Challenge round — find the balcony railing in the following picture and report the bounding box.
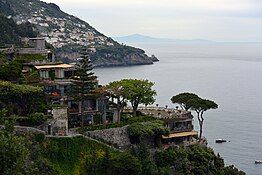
[171,126,194,133]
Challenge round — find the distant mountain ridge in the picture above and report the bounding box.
[114,34,213,44]
[0,0,158,67]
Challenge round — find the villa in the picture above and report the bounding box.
[160,109,198,146]
[135,107,198,147]
[18,38,117,135]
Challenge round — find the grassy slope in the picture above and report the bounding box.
[45,136,115,175]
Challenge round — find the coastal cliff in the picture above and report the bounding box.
[0,0,158,66]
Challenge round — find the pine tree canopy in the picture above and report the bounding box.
[70,49,97,101]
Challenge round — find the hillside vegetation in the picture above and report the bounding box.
[0,125,245,175]
[0,13,37,46]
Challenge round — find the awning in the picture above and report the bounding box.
[162,131,198,139]
[35,64,74,69]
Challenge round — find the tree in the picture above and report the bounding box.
[121,79,156,116]
[154,146,192,175]
[0,120,29,175]
[224,165,246,175]
[104,80,128,123]
[187,97,218,140]
[71,49,97,97]
[108,152,142,175]
[127,121,169,145]
[0,60,22,81]
[130,144,158,175]
[69,49,97,126]
[0,14,37,46]
[0,118,59,175]
[0,81,46,116]
[171,92,199,111]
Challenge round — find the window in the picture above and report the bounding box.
[55,69,64,78]
[40,70,49,79]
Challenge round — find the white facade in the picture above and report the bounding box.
[40,70,49,79]
[55,69,64,78]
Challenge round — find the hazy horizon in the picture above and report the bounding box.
[41,0,262,42]
[113,33,262,43]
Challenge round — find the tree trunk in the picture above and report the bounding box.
[196,112,201,141]
[117,98,121,123]
[132,100,139,117]
[133,106,137,117]
[199,121,203,141]
[112,106,120,123]
[79,101,83,127]
[117,108,121,123]
[102,99,106,125]
[198,111,204,141]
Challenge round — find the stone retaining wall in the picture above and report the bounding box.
[86,125,131,149]
[0,125,45,136]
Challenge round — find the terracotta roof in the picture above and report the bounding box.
[162,131,198,139]
[35,64,74,69]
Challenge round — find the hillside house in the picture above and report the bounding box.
[17,38,117,130]
[19,38,55,63]
[135,107,198,147]
[160,110,198,147]
[33,63,116,128]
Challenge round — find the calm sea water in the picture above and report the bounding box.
[93,42,262,175]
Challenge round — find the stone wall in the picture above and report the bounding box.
[36,107,69,136]
[0,125,45,136]
[53,106,68,136]
[86,125,131,149]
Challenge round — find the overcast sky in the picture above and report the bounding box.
[41,0,262,42]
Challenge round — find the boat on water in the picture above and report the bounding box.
[215,139,227,143]
[255,160,262,164]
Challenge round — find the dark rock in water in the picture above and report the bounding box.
[215,139,227,143]
[255,160,262,164]
[151,55,159,62]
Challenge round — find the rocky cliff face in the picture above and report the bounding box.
[0,0,158,67]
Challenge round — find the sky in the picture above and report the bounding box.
[41,0,262,42]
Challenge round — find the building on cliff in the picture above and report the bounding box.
[33,63,117,129]
[18,38,117,135]
[20,38,54,62]
[160,109,198,147]
[134,107,198,147]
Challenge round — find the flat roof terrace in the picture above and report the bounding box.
[35,64,75,70]
[124,106,193,119]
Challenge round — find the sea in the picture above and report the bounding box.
[93,42,262,175]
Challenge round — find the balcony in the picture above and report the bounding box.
[69,107,97,114]
[171,126,194,133]
[47,90,61,99]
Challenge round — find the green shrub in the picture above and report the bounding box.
[15,54,46,62]
[93,114,102,125]
[127,115,157,124]
[2,114,48,126]
[34,133,45,143]
[224,165,246,175]
[78,123,126,133]
[45,136,114,174]
[0,81,46,116]
[28,113,47,125]
[0,130,29,174]
[108,152,142,175]
[127,120,169,138]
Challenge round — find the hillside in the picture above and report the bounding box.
[0,0,158,67]
[0,125,245,175]
[0,13,37,46]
